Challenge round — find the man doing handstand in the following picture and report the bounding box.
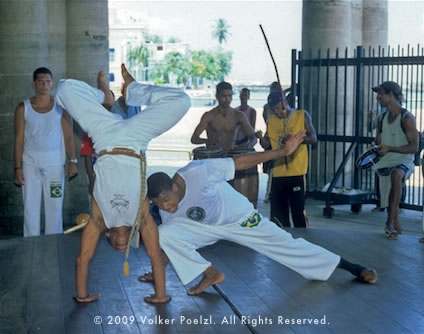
[55,64,191,303]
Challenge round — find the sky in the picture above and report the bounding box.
[109,0,424,85]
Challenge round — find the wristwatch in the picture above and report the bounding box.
[69,158,78,164]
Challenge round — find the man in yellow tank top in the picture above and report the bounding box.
[259,90,316,227]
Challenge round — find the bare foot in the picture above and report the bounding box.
[394,221,402,234]
[97,71,114,107]
[73,293,101,303]
[359,269,378,284]
[138,272,154,282]
[187,267,225,295]
[121,64,135,97]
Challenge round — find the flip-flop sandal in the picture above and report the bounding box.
[419,237,424,243]
[138,272,154,282]
[358,268,378,284]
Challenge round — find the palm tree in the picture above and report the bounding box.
[127,44,150,80]
[167,36,181,43]
[215,51,232,81]
[212,18,231,46]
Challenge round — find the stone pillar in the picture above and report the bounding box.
[301,0,388,191]
[64,0,109,222]
[0,0,109,235]
[66,0,109,85]
[302,0,356,188]
[362,0,388,49]
[302,0,354,56]
[0,0,67,234]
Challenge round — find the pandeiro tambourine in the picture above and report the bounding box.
[356,146,381,169]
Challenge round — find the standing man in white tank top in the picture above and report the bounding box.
[372,81,418,240]
[13,67,78,237]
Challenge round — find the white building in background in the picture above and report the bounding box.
[108,7,147,91]
[109,7,189,90]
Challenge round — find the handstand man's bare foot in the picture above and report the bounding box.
[187,266,225,295]
[359,268,378,284]
[97,70,114,108]
[121,64,135,98]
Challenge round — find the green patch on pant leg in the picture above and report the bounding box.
[50,181,63,198]
[240,212,261,228]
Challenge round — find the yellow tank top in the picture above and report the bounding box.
[267,110,308,177]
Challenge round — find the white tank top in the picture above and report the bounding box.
[22,98,65,166]
[374,110,414,170]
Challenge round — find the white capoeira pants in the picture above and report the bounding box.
[55,79,191,227]
[22,163,65,236]
[55,79,191,153]
[159,214,341,285]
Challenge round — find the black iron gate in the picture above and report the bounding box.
[290,45,424,216]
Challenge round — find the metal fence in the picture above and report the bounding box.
[290,45,424,215]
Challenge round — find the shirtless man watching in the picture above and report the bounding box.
[191,82,257,153]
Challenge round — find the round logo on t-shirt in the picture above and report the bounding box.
[186,206,206,222]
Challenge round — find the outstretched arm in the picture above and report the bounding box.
[74,198,106,303]
[233,129,306,171]
[139,198,170,304]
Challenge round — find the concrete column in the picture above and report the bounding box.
[65,0,109,220]
[362,0,388,49]
[0,0,66,234]
[66,0,109,86]
[302,0,357,188]
[302,0,353,56]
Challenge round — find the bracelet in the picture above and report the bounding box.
[69,158,78,164]
[14,166,21,170]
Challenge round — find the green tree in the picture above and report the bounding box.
[127,44,150,80]
[212,18,231,45]
[164,52,190,85]
[190,50,219,87]
[150,52,190,86]
[144,32,163,44]
[127,44,150,67]
[167,36,181,43]
[215,51,232,81]
[149,65,167,85]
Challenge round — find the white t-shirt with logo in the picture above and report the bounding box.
[159,158,254,226]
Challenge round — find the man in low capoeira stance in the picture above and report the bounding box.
[141,133,377,294]
[55,64,191,304]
